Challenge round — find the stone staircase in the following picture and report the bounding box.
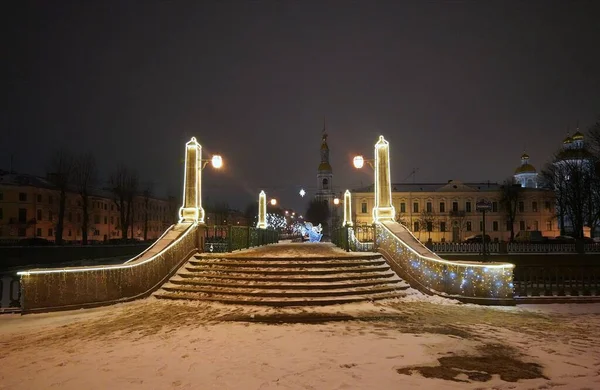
[155,252,410,306]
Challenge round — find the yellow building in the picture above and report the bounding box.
[351,180,559,242]
[0,171,177,243]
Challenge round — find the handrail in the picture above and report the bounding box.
[123,224,175,263]
[376,221,514,304]
[18,223,193,276]
[18,222,198,312]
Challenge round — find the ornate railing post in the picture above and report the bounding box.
[344,225,349,252]
[227,225,233,252]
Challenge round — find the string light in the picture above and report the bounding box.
[376,222,514,299]
[373,136,396,223]
[257,191,267,229]
[343,190,353,227]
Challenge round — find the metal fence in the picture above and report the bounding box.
[513,266,600,298]
[203,225,279,253]
[432,242,500,254]
[507,242,577,253]
[331,225,376,252]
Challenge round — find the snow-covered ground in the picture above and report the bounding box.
[1,290,599,390]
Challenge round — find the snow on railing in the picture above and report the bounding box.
[376,222,514,303]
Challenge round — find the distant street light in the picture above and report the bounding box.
[299,189,306,197]
[270,198,277,206]
[333,197,340,205]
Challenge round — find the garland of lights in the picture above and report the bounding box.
[376,223,514,299]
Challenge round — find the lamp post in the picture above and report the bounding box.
[476,200,492,261]
[178,137,223,224]
[343,190,353,227]
[257,191,267,229]
[353,135,395,223]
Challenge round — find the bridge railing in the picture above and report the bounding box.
[375,222,515,305]
[331,225,375,252]
[203,225,279,253]
[17,222,198,312]
[0,273,21,312]
[513,265,600,298]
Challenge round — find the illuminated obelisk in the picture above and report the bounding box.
[372,135,396,223]
[178,137,205,224]
[343,190,353,227]
[256,190,267,229]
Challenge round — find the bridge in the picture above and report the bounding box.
[2,136,599,314]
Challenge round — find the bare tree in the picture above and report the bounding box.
[449,211,469,242]
[395,211,408,226]
[541,150,594,239]
[47,149,74,245]
[141,183,154,241]
[586,119,600,237]
[499,179,522,242]
[72,152,97,245]
[110,165,139,240]
[418,211,438,241]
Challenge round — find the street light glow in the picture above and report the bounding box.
[270,198,277,206]
[353,155,364,169]
[299,189,306,197]
[211,155,223,168]
[333,197,340,205]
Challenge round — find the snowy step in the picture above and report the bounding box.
[193,254,383,261]
[169,277,406,290]
[188,259,386,268]
[154,290,406,306]
[176,271,398,283]
[183,265,391,275]
[161,283,401,298]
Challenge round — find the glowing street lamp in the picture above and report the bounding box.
[270,198,277,206]
[211,155,223,169]
[353,155,374,170]
[299,188,306,197]
[353,155,364,169]
[333,197,340,205]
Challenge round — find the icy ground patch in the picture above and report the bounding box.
[1,293,599,390]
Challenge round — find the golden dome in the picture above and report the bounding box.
[572,131,584,140]
[563,136,573,144]
[514,163,536,174]
[318,162,332,171]
[521,153,530,160]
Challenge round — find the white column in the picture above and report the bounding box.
[373,135,396,223]
[178,137,205,223]
[343,190,353,227]
[257,190,267,229]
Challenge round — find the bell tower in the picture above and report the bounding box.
[316,121,334,206]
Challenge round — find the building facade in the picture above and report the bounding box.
[0,171,178,243]
[351,180,559,242]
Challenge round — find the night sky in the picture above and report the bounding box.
[4,1,600,212]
